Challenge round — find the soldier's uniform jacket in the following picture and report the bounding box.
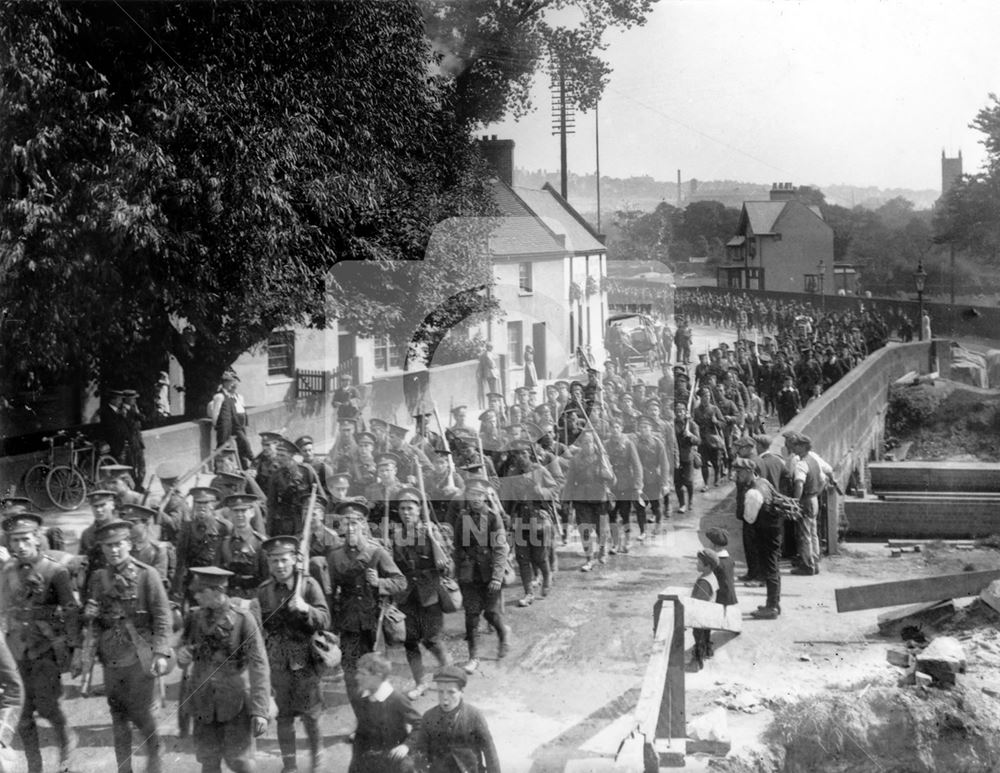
[364,480,404,531]
[256,574,330,672]
[181,600,270,723]
[635,434,670,494]
[78,520,111,601]
[605,434,643,497]
[0,554,80,663]
[453,507,506,586]
[498,465,557,544]
[266,461,308,536]
[87,558,172,669]
[347,455,377,496]
[221,528,267,596]
[158,490,189,544]
[174,516,232,595]
[392,522,452,608]
[327,539,405,633]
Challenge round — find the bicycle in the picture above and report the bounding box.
[22,431,118,511]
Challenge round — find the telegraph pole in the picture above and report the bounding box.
[550,59,575,200]
[595,103,601,231]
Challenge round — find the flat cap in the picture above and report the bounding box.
[697,548,720,570]
[396,487,422,504]
[432,665,468,688]
[294,435,314,449]
[731,457,756,472]
[86,489,117,503]
[733,435,755,449]
[704,527,729,547]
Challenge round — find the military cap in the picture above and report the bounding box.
[107,389,126,397]
[460,461,486,475]
[223,493,260,510]
[731,457,756,472]
[672,364,687,373]
[586,367,600,375]
[704,527,729,547]
[478,410,494,423]
[337,414,359,426]
[450,405,468,415]
[221,371,240,383]
[485,392,503,400]
[636,414,656,427]
[710,348,722,358]
[355,431,376,445]
[0,496,34,513]
[388,424,408,438]
[212,472,246,490]
[553,380,569,389]
[375,452,400,467]
[294,435,314,449]
[121,389,139,398]
[189,486,222,502]
[432,664,468,688]
[719,342,730,350]
[733,435,755,449]
[96,520,134,543]
[698,353,708,360]
[120,504,157,523]
[433,448,452,457]
[396,487,422,504]
[464,475,490,491]
[189,566,233,589]
[303,491,330,513]
[328,472,352,485]
[86,489,116,503]
[155,461,184,480]
[261,536,299,555]
[506,438,533,452]
[569,381,583,391]
[259,431,284,444]
[369,418,388,429]
[514,386,527,395]
[644,399,661,410]
[332,500,370,519]
[2,512,43,534]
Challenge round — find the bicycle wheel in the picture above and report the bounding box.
[46,466,87,511]
[23,464,52,509]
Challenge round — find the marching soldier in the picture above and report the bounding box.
[327,501,406,712]
[452,476,509,674]
[153,461,189,544]
[303,492,339,600]
[83,520,172,773]
[220,495,268,600]
[174,487,232,604]
[101,465,143,507]
[347,431,379,496]
[635,415,672,538]
[212,471,268,535]
[78,488,118,600]
[391,487,453,700]
[364,453,405,539]
[176,567,270,773]
[120,504,171,589]
[0,512,80,773]
[256,536,330,773]
[264,439,309,538]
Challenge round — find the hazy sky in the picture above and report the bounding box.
[485,0,1000,192]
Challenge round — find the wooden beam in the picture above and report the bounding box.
[657,587,742,633]
[835,569,1000,613]
[636,602,673,741]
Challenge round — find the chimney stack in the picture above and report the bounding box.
[477,136,515,186]
[769,181,796,201]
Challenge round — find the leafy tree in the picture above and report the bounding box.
[0,1,498,418]
[676,201,740,249]
[422,0,655,125]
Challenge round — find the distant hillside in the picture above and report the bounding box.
[513,169,940,213]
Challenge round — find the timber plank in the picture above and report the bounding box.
[836,569,1000,613]
[658,587,742,633]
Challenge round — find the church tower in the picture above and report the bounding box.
[941,149,963,197]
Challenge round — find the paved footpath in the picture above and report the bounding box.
[29,326,765,773]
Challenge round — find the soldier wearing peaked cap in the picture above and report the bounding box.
[256,536,331,772]
[326,501,406,717]
[120,504,171,591]
[101,464,143,508]
[154,461,189,544]
[174,487,233,604]
[83,520,172,773]
[78,489,119,602]
[365,452,405,537]
[220,495,268,600]
[212,470,268,534]
[0,512,80,773]
[176,567,270,773]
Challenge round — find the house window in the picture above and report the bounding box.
[518,262,533,293]
[374,336,404,371]
[507,321,523,366]
[267,331,295,377]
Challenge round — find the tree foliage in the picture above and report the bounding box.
[422,0,655,125]
[0,1,498,416]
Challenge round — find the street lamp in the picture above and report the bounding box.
[914,259,928,341]
[817,259,825,310]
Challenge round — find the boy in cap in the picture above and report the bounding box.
[326,501,406,713]
[690,548,720,669]
[177,567,270,772]
[83,520,172,773]
[391,488,453,699]
[409,665,500,773]
[0,512,80,773]
[350,651,421,773]
[257,535,330,772]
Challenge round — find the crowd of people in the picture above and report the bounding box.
[0,287,886,773]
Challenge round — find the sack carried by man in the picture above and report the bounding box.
[763,481,804,522]
[379,600,407,645]
[310,630,341,672]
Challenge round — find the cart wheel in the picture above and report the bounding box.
[23,464,52,509]
[46,466,87,511]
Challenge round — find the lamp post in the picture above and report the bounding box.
[914,259,928,341]
[817,259,825,310]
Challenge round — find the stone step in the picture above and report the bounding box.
[844,497,1000,539]
[868,461,1000,494]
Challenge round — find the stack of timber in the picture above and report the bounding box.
[845,462,1000,539]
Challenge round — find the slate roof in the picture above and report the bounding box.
[489,180,567,258]
[512,184,606,254]
[743,201,786,234]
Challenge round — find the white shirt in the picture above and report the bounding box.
[209,390,245,423]
[361,681,394,703]
[744,488,764,524]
